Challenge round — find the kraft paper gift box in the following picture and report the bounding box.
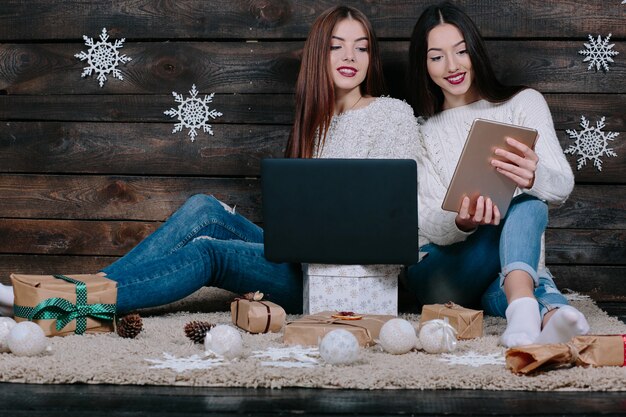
[303,264,401,316]
[230,295,286,334]
[283,311,395,347]
[10,273,117,337]
[506,335,626,374]
[420,302,483,339]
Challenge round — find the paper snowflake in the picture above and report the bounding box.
[251,346,320,368]
[75,28,132,87]
[145,352,224,372]
[439,351,505,367]
[578,33,619,72]
[164,84,223,141]
[565,116,619,171]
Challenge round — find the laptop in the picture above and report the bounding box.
[261,158,418,265]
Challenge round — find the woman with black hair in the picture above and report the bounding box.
[405,2,589,347]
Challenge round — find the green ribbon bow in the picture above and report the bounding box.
[13,274,116,335]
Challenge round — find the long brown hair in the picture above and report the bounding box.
[407,2,526,117]
[285,6,386,158]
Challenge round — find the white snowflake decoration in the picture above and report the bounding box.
[439,351,505,368]
[251,346,320,368]
[565,116,619,171]
[145,352,224,373]
[75,28,132,87]
[578,33,619,72]
[164,84,223,141]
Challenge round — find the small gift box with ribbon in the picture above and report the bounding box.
[10,273,117,336]
[420,302,483,339]
[506,334,626,374]
[283,311,394,347]
[230,291,286,334]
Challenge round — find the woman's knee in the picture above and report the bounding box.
[507,195,548,230]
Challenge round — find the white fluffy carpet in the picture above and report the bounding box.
[1,288,624,391]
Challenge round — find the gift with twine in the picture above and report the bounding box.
[230,291,285,334]
[283,311,394,347]
[420,302,483,339]
[10,273,117,337]
[505,334,626,374]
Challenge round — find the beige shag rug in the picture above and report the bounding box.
[0,288,624,391]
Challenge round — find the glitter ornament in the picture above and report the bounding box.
[418,319,457,354]
[0,317,17,353]
[378,318,418,355]
[318,329,360,365]
[7,321,48,357]
[204,325,243,360]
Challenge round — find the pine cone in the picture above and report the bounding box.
[184,320,215,344]
[116,313,143,339]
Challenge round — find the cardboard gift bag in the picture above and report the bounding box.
[10,273,117,336]
[506,335,626,374]
[420,302,483,339]
[230,294,286,334]
[283,311,394,347]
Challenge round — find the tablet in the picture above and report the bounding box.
[441,118,538,217]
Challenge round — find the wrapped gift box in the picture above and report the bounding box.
[303,264,401,315]
[10,273,117,336]
[420,302,483,339]
[283,311,395,347]
[230,297,286,334]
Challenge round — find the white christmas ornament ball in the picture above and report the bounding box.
[319,329,360,365]
[378,318,418,354]
[419,319,457,354]
[7,321,48,357]
[204,325,243,359]
[0,317,17,353]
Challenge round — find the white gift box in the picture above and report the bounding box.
[302,264,401,316]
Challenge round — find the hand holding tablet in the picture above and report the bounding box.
[442,119,538,219]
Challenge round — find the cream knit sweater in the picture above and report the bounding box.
[417,89,575,256]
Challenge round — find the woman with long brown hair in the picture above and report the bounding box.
[0,6,420,316]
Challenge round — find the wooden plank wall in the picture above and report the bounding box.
[0,1,624,303]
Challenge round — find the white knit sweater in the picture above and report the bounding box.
[315,96,420,160]
[417,89,574,252]
[311,96,421,276]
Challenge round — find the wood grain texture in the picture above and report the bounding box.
[0,122,624,181]
[0,175,622,227]
[0,221,623,265]
[1,94,623,130]
[0,122,288,176]
[0,175,262,221]
[0,0,623,40]
[1,41,624,94]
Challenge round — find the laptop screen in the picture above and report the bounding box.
[261,158,418,265]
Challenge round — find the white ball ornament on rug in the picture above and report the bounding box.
[7,321,49,357]
[319,329,360,365]
[418,319,457,354]
[0,317,17,353]
[378,318,418,355]
[204,325,243,360]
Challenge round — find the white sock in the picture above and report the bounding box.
[500,297,541,348]
[534,306,589,344]
[0,284,14,306]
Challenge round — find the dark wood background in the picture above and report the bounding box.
[0,0,624,305]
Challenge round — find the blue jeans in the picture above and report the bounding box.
[406,194,569,319]
[102,194,303,314]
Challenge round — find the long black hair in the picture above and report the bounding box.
[407,2,525,117]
